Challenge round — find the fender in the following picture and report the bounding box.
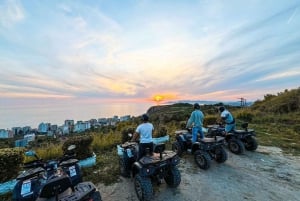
[225,133,235,141]
[244,132,255,138]
[132,161,143,177]
[176,135,186,142]
[191,142,201,153]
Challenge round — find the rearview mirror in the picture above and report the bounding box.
[25,150,36,157]
[67,144,76,151]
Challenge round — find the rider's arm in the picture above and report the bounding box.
[131,132,139,141]
[186,112,194,128]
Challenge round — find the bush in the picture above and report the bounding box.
[203,116,218,126]
[121,127,135,143]
[155,126,168,138]
[91,133,121,153]
[29,144,63,162]
[63,135,94,159]
[236,111,254,122]
[0,148,24,182]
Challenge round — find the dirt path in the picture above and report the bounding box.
[97,146,300,201]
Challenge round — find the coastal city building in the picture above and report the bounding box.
[0,115,132,148]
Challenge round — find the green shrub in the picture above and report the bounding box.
[28,144,63,162]
[63,135,94,159]
[0,148,24,182]
[204,116,218,126]
[155,126,168,137]
[91,133,121,153]
[236,111,254,122]
[121,127,135,143]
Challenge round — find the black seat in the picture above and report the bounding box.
[154,143,165,153]
[39,175,73,198]
[183,133,192,141]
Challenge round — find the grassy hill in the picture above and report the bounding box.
[145,87,300,155]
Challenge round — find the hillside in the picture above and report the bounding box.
[251,87,300,113]
[145,87,300,155]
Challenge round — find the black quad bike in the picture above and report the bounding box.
[118,141,181,201]
[172,129,228,170]
[206,122,258,155]
[12,145,102,201]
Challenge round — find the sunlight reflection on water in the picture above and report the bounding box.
[0,101,155,129]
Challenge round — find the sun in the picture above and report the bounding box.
[154,95,163,102]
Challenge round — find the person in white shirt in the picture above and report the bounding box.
[132,114,154,160]
[219,106,235,133]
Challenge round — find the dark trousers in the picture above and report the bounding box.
[138,142,154,160]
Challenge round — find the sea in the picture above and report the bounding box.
[0,101,156,129]
[0,99,250,130]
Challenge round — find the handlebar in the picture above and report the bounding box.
[23,159,45,169]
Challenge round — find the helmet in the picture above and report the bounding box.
[141,114,149,121]
[194,103,200,109]
[219,106,225,112]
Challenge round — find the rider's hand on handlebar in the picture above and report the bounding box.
[186,127,192,132]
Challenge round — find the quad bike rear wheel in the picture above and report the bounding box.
[194,150,211,170]
[119,157,130,178]
[215,147,228,163]
[134,174,153,201]
[244,136,258,151]
[228,139,245,154]
[164,166,181,188]
[172,142,183,156]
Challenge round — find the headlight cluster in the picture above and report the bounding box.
[172,155,180,165]
[142,166,154,175]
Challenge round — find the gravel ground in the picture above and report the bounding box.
[97,146,300,201]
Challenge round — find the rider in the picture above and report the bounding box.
[219,106,236,133]
[186,103,205,143]
[132,114,154,160]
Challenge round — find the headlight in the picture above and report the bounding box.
[172,156,180,165]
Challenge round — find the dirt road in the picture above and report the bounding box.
[97,146,300,201]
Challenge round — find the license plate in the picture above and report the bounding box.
[21,180,32,196]
[69,165,77,177]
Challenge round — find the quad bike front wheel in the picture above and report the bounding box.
[134,174,153,201]
[164,166,181,188]
[215,147,228,163]
[194,150,211,170]
[228,139,245,154]
[244,136,258,151]
[172,142,183,156]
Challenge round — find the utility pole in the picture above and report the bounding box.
[237,97,246,107]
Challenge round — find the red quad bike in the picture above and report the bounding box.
[172,129,228,170]
[206,122,258,155]
[118,141,181,201]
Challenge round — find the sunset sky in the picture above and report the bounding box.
[1,0,300,105]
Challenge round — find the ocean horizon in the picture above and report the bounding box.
[0,99,250,130]
[0,101,156,129]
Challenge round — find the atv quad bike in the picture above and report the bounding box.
[12,145,101,201]
[206,122,258,154]
[172,129,227,170]
[118,141,181,201]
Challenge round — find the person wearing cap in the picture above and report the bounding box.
[132,114,154,160]
[218,106,235,133]
[186,103,205,143]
